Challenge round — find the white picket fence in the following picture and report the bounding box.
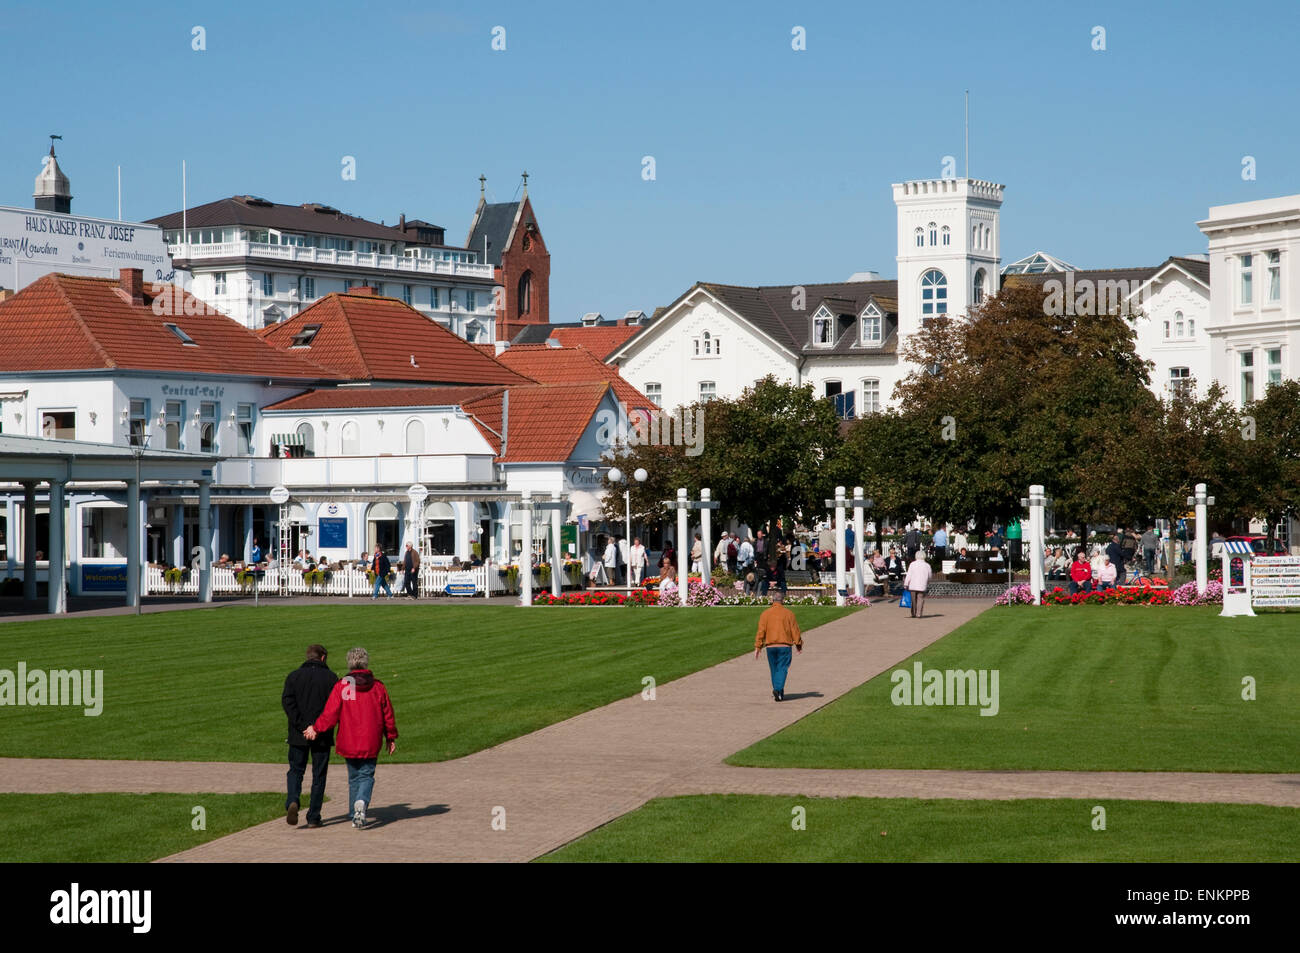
[145,563,500,598]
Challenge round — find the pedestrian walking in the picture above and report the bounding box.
[629,537,649,587]
[304,647,397,829]
[933,524,948,563]
[904,524,922,563]
[370,546,393,599]
[753,590,803,702]
[903,551,932,619]
[281,644,338,828]
[690,533,703,573]
[401,542,420,599]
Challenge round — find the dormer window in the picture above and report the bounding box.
[812,309,834,347]
[290,324,321,348]
[165,323,197,346]
[860,305,882,346]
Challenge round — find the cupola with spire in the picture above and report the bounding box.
[34,135,72,214]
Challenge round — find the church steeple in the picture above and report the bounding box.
[34,136,72,214]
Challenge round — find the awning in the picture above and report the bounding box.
[271,433,305,446]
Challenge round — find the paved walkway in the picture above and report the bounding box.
[2,600,1294,861]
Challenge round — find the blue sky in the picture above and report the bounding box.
[3,0,1297,323]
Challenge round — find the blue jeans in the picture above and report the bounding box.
[346,758,376,810]
[766,645,792,692]
[372,576,392,598]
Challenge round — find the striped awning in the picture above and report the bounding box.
[271,433,306,446]
[1224,540,1254,554]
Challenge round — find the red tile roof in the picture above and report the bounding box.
[463,382,611,462]
[263,385,505,412]
[494,345,651,411]
[260,289,533,386]
[545,324,643,360]
[0,273,338,379]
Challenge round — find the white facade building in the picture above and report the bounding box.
[1198,196,1300,407]
[149,196,500,338]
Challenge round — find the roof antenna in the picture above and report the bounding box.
[521,170,528,197]
[964,90,969,180]
[479,173,486,197]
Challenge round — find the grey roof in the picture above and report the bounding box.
[1166,256,1210,285]
[510,324,557,345]
[466,201,520,266]
[147,196,446,246]
[699,280,900,356]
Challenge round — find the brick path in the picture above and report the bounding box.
[1,599,1294,861]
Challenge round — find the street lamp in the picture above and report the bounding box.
[607,466,648,583]
[1020,485,1052,603]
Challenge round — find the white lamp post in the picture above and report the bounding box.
[1020,485,1050,604]
[823,486,848,607]
[606,466,648,582]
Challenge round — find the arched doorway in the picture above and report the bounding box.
[424,501,456,556]
[366,502,401,556]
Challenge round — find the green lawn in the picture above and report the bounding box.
[538,794,1300,862]
[0,793,283,862]
[0,604,851,763]
[731,606,1299,772]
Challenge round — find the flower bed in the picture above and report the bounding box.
[996,580,1222,607]
[530,581,870,608]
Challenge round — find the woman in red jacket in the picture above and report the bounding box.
[305,647,398,829]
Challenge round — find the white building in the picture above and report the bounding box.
[0,272,641,603]
[612,177,1006,416]
[0,144,173,293]
[1198,196,1299,407]
[148,196,500,337]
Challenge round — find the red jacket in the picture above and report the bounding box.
[1069,560,1092,584]
[312,669,397,759]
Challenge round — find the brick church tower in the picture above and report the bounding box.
[467,174,550,342]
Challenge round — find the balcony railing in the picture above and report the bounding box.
[167,242,495,279]
[212,454,496,489]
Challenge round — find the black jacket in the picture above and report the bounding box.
[1106,540,1125,568]
[282,659,339,748]
[373,553,392,576]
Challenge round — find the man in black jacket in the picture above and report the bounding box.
[281,644,338,827]
[1106,533,1127,586]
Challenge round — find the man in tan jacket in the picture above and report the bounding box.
[754,591,803,702]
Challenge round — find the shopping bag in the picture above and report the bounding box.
[900,589,912,609]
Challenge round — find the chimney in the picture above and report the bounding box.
[119,268,144,305]
[494,340,509,356]
[349,286,377,296]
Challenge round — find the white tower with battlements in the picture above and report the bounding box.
[893,178,1004,340]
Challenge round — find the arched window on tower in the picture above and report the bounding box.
[928,222,938,246]
[516,271,532,318]
[942,225,950,246]
[973,268,986,305]
[921,269,948,317]
[915,227,924,248]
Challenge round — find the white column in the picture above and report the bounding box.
[677,488,689,606]
[22,482,37,603]
[169,504,184,568]
[47,480,66,615]
[520,492,533,607]
[125,479,140,608]
[852,487,865,597]
[550,496,562,597]
[834,486,846,607]
[700,488,712,580]
[198,481,212,602]
[1194,483,1209,596]
[1028,485,1045,604]
[243,504,254,563]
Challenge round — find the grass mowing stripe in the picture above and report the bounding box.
[0,604,851,763]
[729,606,1299,772]
[0,792,284,862]
[536,794,1300,862]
